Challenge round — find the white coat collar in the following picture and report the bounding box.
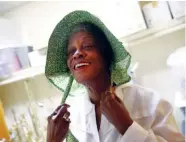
[82,83,160,118]
[115,83,160,119]
[69,83,160,134]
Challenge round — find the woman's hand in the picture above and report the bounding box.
[47,104,70,142]
[100,92,133,135]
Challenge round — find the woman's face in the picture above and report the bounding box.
[67,31,106,84]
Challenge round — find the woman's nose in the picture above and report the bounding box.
[73,50,84,60]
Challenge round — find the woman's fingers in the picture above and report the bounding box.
[62,111,71,122]
[115,95,123,104]
[53,105,70,123]
[54,104,70,113]
[101,92,114,103]
[101,90,115,101]
[47,105,62,120]
[62,104,70,108]
[53,106,66,121]
[47,104,70,121]
[100,91,108,102]
[46,104,70,142]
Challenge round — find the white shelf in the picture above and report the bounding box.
[120,16,186,46]
[0,66,45,87]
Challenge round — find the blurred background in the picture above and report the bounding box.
[0,1,185,142]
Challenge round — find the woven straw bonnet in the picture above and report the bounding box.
[45,10,131,104]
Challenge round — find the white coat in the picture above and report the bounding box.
[66,83,185,142]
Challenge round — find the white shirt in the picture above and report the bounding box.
[66,84,185,142]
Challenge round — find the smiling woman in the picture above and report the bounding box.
[45,10,185,142]
[67,23,114,84]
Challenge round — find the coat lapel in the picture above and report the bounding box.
[68,93,98,142]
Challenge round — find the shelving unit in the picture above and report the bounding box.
[120,16,185,46]
[0,17,185,87]
[0,66,45,86]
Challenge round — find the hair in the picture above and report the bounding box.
[68,22,115,74]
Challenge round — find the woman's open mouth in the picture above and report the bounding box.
[74,62,91,71]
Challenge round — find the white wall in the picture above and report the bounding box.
[0,18,23,48]
[129,28,185,78]
[128,29,185,102]
[128,29,185,130]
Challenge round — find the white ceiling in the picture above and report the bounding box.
[0,1,29,14]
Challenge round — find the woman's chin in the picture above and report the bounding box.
[74,74,95,84]
[75,77,90,84]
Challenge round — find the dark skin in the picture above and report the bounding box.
[47,104,70,142]
[47,31,133,142]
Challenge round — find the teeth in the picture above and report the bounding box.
[75,63,89,69]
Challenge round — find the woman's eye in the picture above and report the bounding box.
[83,45,94,50]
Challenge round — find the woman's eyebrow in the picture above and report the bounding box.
[82,36,96,43]
[81,35,94,40]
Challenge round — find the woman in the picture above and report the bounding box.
[45,11,185,142]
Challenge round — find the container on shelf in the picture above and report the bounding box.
[0,61,11,81]
[14,46,33,69]
[0,48,21,80]
[0,46,32,80]
[142,1,172,28]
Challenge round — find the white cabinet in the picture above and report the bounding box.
[93,1,147,38]
[0,18,23,48]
